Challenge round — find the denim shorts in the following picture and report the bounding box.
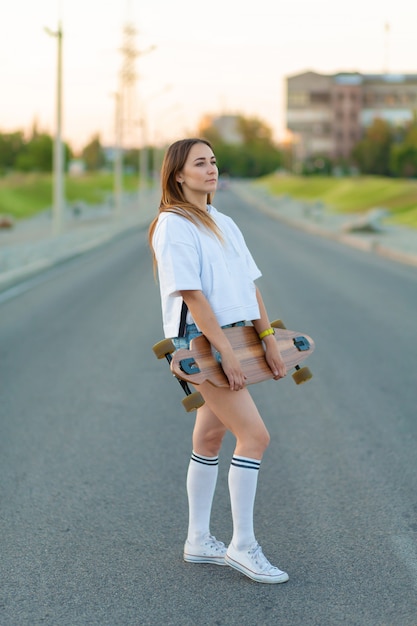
[172,321,245,351]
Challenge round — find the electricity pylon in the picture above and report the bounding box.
[114,21,155,214]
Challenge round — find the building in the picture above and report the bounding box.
[286,71,417,162]
[199,114,243,145]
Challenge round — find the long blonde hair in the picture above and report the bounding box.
[148,138,223,265]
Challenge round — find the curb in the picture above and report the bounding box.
[0,230,129,293]
[0,194,158,294]
[233,183,417,268]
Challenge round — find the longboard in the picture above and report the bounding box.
[153,321,315,412]
[170,325,315,387]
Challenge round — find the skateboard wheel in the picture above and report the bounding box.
[182,392,205,412]
[152,338,176,359]
[271,319,286,330]
[292,366,313,385]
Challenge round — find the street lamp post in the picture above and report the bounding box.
[45,23,64,235]
[113,92,123,215]
[139,117,148,195]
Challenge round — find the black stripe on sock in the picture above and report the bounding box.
[231,456,260,470]
[191,452,219,466]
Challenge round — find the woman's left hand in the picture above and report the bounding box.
[264,339,287,380]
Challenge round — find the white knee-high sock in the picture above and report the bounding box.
[228,455,261,550]
[186,451,219,544]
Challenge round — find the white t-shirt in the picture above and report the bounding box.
[152,205,262,338]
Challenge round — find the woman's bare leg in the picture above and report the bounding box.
[184,400,227,560]
[197,383,270,459]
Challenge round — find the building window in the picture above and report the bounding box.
[288,92,308,106]
[310,92,330,104]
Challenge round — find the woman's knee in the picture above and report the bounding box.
[258,427,271,451]
[193,422,226,456]
[252,426,271,454]
[234,423,270,459]
[193,438,224,457]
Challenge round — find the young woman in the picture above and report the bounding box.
[149,138,289,584]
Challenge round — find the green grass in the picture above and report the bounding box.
[0,172,139,220]
[2,171,417,229]
[256,174,417,228]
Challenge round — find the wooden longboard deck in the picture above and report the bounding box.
[170,326,315,387]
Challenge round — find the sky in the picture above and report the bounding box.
[1,0,417,152]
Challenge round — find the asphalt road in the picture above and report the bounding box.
[1,189,417,626]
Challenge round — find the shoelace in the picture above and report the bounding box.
[204,535,226,552]
[248,543,275,572]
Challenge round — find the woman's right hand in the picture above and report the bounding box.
[220,347,247,391]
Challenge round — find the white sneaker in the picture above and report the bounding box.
[225,542,289,583]
[184,534,227,565]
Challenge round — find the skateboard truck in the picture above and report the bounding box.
[179,357,201,375]
[293,336,311,352]
[152,338,205,413]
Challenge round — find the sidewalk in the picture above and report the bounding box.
[233,181,417,268]
[0,189,159,292]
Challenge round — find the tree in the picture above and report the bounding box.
[390,124,417,177]
[352,118,393,175]
[0,131,25,173]
[81,134,106,171]
[15,133,54,172]
[238,117,273,143]
[198,114,282,178]
[124,148,139,173]
[11,129,72,173]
